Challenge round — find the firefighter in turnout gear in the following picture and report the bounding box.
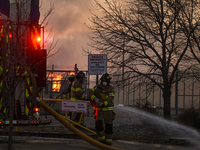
[63,74,75,119]
[71,71,85,124]
[64,74,75,98]
[88,73,115,146]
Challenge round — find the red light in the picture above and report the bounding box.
[18,121,20,124]
[33,107,39,112]
[9,33,12,39]
[0,121,1,124]
[37,37,41,42]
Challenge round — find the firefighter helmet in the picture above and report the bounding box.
[68,74,75,82]
[100,73,111,82]
[75,71,85,79]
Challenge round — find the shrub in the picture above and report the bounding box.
[176,108,200,130]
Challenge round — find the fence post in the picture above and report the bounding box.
[175,69,178,115]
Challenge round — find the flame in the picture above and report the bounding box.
[51,72,75,92]
[69,72,75,75]
[52,75,62,92]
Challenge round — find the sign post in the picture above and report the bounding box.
[61,100,88,113]
[88,54,107,75]
[88,54,107,85]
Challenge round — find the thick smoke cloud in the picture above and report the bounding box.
[41,0,94,70]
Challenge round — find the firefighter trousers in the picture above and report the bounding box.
[95,110,113,145]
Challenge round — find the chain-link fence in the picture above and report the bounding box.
[113,77,200,115]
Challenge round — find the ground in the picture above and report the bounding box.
[4,124,191,147]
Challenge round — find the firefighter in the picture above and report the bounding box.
[64,74,75,97]
[88,72,115,146]
[71,71,85,124]
[63,74,75,119]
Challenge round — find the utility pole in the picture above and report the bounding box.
[123,42,124,105]
[175,69,178,116]
[96,75,98,85]
[122,28,132,105]
[122,34,125,105]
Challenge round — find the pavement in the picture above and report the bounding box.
[0,136,199,150]
[1,104,200,150]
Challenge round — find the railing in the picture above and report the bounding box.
[42,98,96,135]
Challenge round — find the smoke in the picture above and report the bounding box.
[40,0,94,70]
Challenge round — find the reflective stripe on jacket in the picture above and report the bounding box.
[71,79,85,100]
[88,83,115,110]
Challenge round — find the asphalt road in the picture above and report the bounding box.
[0,136,199,150]
[1,104,200,150]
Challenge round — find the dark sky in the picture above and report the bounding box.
[41,0,95,71]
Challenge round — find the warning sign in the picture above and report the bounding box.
[88,54,107,75]
[61,100,88,113]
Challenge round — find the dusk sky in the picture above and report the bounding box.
[41,0,96,71]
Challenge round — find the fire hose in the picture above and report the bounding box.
[36,98,124,150]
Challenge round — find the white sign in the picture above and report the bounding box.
[61,100,88,113]
[88,54,107,75]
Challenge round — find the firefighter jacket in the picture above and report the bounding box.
[71,79,85,100]
[88,84,115,111]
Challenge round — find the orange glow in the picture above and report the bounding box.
[33,107,39,112]
[51,73,75,92]
[9,33,12,39]
[37,37,41,42]
[69,72,75,75]
[52,75,62,92]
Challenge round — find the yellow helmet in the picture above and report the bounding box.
[68,74,75,82]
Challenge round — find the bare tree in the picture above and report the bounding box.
[179,1,200,70]
[86,0,199,119]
